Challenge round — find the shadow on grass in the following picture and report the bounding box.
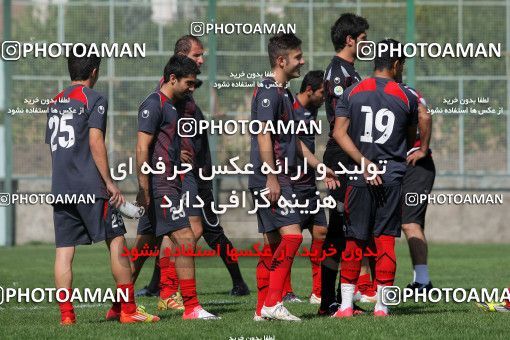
[392,305,470,316]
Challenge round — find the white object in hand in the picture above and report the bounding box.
[118,201,145,219]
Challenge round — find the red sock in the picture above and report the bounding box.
[117,283,136,314]
[57,288,75,320]
[310,239,324,296]
[264,234,303,307]
[374,235,396,286]
[159,257,179,299]
[340,239,363,284]
[506,287,510,308]
[110,301,121,313]
[256,244,273,315]
[180,279,200,313]
[356,273,372,293]
[281,267,293,298]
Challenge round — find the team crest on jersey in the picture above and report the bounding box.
[142,109,150,118]
[98,105,105,115]
[334,86,344,96]
[262,98,270,107]
[334,77,341,84]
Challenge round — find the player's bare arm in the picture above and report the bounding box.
[257,123,280,204]
[407,103,432,166]
[333,116,382,186]
[136,131,154,209]
[89,127,125,208]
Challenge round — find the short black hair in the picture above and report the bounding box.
[331,13,369,52]
[174,35,203,55]
[67,44,101,81]
[299,70,324,93]
[268,33,302,68]
[163,54,201,83]
[374,39,406,71]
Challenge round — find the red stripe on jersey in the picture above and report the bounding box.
[68,85,88,109]
[292,100,300,110]
[344,185,353,223]
[52,90,65,103]
[252,86,258,98]
[162,196,169,219]
[383,81,409,108]
[102,200,109,221]
[158,92,169,108]
[348,78,376,99]
[413,139,421,148]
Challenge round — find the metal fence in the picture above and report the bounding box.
[1,0,510,244]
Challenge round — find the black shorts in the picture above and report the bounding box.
[198,187,222,229]
[137,194,191,236]
[53,199,126,247]
[137,214,153,235]
[323,146,349,236]
[182,172,201,217]
[250,186,301,234]
[344,184,402,241]
[402,156,436,227]
[294,186,328,230]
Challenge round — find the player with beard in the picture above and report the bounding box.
[132,36,249,311]
[133,55,219,320]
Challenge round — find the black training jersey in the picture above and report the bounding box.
[335,77,419,186]
[138,91,182,197]
[45,84,108,198]
[293,97,318,188]
[249,77,298,188]
[324,56,361,150]
[157,77,212,189]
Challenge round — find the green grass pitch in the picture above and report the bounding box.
[0,243,508,339]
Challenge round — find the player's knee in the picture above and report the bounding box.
[171,228,196,247]
[312,226,327,241]
[106,234,125,248]
[55,247,75,264]
[402,223,423,239]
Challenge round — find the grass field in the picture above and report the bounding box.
[0,242,508,339]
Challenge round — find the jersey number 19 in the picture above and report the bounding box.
[359,105,395,144]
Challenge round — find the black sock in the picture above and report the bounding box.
[203,229,245,286]
[320,209,345,310]
[147,258,160,292]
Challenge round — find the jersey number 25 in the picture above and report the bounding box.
[48,112,76,151]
